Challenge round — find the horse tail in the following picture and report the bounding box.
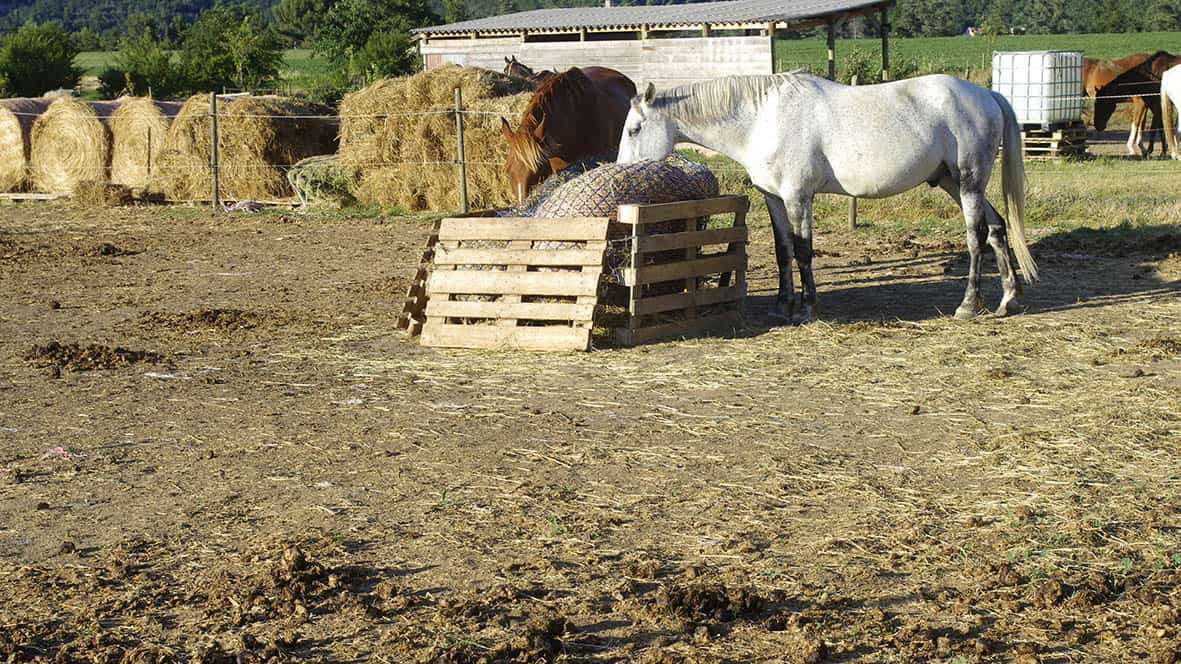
[1163,79,1179,159]
[992,90,1039,284]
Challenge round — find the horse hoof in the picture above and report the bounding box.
[954,305,982,320]
[994,301,1025,317]
[791,307,817,325]
[767,312,791,327]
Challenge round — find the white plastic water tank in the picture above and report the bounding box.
[992,50,1083,126]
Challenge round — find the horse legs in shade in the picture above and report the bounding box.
[786,197,817,325]
[939,175,1023,318]
[762,192,796,325]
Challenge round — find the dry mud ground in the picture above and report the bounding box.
[1,199,1180,663]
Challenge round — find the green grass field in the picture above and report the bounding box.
[75,48,331,78]
[774,30,1181,75]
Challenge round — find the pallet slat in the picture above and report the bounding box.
[438,217,611,241]
[630,284,746,316]
[435,247,606,267]
[421,323,594,351]
[622,254,745,286]
[634,226,748,253]
[427,269,602,297]
[618,195,749,225]
[429,300,596,320]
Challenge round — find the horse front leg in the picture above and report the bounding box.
[787,196,817,324]
[763,192,796,324]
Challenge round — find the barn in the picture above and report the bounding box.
[414,0,895,89]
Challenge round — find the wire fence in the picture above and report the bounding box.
[10,84,1180,212]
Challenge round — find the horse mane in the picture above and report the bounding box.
[508,67,598,169]
[653,73,809,122]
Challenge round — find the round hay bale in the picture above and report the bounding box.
[29,98,122,193]
[152,95,212,200]
[154,95,337,201]
[110,98,183,190]
[343,66,531,211]
[0,97,52,191]
[218,95,337,200]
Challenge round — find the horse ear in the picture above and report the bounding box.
[644,82,656,104]
[500,117,513,140]
[505,56,511,64]
[532,115,547,140]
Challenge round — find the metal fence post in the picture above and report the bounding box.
[848,75,858,230]
[455,87,469,214]
[210,92,220,210]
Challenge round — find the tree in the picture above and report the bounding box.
[103,25,184,98]
[444,0,469,24]
[178,4,282,93]
[313,0,438,82]
[0,20,81,96]
[274,0,332,45]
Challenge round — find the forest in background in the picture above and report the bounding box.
[1,0,1179,49]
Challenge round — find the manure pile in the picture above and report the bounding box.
[339,66,532,211]
[154,95,337,201]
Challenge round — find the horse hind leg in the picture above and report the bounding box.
[983,202,1023,316]
[938,176,987,319]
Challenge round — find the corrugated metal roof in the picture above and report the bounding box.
[414,0,889,34]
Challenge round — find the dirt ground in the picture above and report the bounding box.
[1,186,1179,663]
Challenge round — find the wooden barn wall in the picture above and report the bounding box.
[419,35,774,89]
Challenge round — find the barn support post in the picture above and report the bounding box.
[880,5,890,81]
[826,21,836,80]
[209,92,219,211]
[454,87,469,214]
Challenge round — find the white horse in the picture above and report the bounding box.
[617,73,1038,324]
[1163,64,1181,160]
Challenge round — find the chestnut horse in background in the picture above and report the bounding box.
[1085,51,1181,157]
[503,56,555,88]
[500,66,636,204]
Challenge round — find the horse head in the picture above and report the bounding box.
[501,115,552,204]
[617,82,677,163]
[503,56,534,81]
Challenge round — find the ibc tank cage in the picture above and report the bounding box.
[992,50,1084,128]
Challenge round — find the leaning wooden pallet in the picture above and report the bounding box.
[408,195,749,351]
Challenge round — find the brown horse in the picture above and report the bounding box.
[1085,52,1181,157]
[503,56,555,88]
[499,66,636,204]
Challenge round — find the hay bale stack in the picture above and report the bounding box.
[109,98,183,190]
[218,96,337,200]
[340,66,533,211]
[0,97,52,191]
[154,94,337,201]
[29,98,122,193]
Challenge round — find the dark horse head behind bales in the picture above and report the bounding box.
[503,56,555,88]
[500,66,636,205]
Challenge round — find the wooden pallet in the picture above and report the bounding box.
[615,195,749,346]
[419,215,612,351]
[1020,120,1088,158]
[395,218,443,336]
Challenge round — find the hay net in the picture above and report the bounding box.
[532,154,718,219]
